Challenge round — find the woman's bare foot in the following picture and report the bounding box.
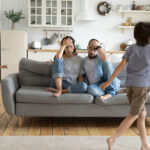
[107,137,115,150]
[117,88,127,94]
[46,87,58,93]
[100,94,112,100]
[53,90,62,97]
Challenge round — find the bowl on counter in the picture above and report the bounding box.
[31,41,42,49]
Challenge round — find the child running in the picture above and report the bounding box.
[0,65,8,69]
[100,22,150,150]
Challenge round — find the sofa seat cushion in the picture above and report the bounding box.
[16,86,94,104]
[95,93,150,105]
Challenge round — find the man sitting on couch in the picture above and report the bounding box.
[80,39,125,100]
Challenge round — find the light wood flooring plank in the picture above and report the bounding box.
[15,117,32,136]
[0,113,12,136]
[53,118,65,136]
[40,117,53,136]
[2,116,18,136]
[63,117,77,136]
[28,117,42,136]
[84,118,102,136]
[72,118,89,136]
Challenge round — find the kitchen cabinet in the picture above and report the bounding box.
[29,0,43,26]
[28,0,74,28]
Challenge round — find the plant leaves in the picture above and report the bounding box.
[5,9,25,23]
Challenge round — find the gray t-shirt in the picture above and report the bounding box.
[123,44,150,87]
[62,55,83,84]
[84,59,101,84]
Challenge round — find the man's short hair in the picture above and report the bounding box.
[88,39,99,45]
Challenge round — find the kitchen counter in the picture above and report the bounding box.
[27,49,125,61]
[27,49,125,54]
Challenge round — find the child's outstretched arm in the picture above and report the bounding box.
[100,58,127,90]
[0,65,8,69]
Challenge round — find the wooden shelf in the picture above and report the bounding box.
[117,26,134,33]
[29,25,73,31]
[27,49,125,54]
[117,10,150,18]
[118,10,150,13]
[117,26,134,29]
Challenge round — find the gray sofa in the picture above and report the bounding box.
[1,58,150,125]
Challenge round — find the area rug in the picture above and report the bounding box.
[0,136,149,150]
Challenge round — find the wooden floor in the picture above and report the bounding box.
[1,91,150,136]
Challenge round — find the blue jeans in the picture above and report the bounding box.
[50,58,87,93]
[87,61,120,97]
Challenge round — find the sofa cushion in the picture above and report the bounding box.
[18,58,52,86]
[18,70,51,86]
[95,93,150,105]
[16,86,94,104]
[19,58,52,77]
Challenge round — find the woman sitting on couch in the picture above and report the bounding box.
[46,36,87,97]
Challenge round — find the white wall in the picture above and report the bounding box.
[1,0,150,50]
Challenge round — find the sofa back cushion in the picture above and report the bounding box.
[18,58,127,87]
[18,58,52,86]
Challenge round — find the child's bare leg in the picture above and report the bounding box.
[107,114,138,150]
[53,78,62,97]
[137,111,150,150]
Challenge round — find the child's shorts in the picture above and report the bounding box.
[127,87,150,115]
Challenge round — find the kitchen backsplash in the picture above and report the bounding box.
[1,0,150,50]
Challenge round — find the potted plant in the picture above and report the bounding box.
[5,9,25,30]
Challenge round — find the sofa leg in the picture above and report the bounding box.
[18,117,23,127]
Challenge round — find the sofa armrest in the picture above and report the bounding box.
[1,73,19,115]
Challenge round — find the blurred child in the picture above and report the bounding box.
[100,22,150,150]
[0,65,8,69]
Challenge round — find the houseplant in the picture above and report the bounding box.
[5,9,25,30]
